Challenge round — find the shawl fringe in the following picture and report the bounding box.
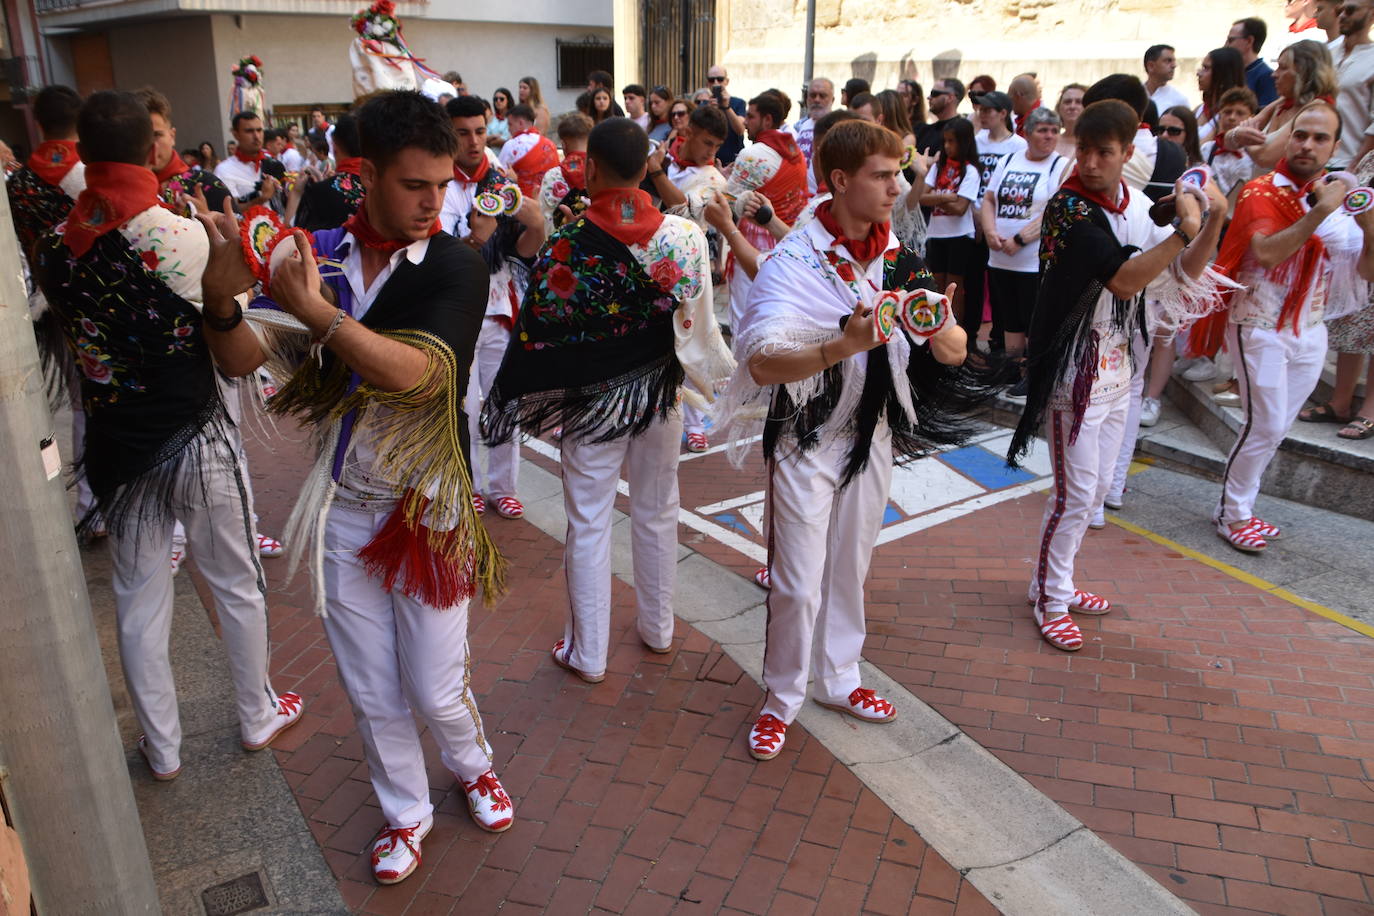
[482,352,685,445]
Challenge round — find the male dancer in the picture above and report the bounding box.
[139,88,232,216]
[200,90,513,885]
[538,113,593,234]
[648,104,730,451]
[214,110,285,213]
[498,103,560,197]
[289,113,364,231]
[1212,102,1374,551]
[725,90,811,334]
[482,118,734,683]
[443,94,547,518]
[713,120,978,760]
[32,91,301,782]
[1006,100,1229,651]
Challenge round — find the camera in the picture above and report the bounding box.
[712,85,724,102]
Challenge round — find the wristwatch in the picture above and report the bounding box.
[1012,232,1025,246]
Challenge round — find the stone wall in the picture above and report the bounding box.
[715,0,1307,111]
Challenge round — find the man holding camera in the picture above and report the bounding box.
[706,64,749,166]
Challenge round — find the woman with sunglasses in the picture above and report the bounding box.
[666,99,692,144]
[487,87,513,149]
[647,86,674,142]
[1157,105,1203,164]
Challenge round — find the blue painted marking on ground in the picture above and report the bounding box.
[882,504,904,525]
[938,446,1037,489]
[712,512,753,535]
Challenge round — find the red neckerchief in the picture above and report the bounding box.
[1291,16,1317,32]
[453,156,490,186]
[815,199,889,263]
[234,147,266,168]
[667,136,694,170]
[154,150,189,184]
[1211,133,1243,158]
[559,151,587,189]
[756,129,803,163]
[934,158,965,193]
[1061,167,1130,215]
[1137,122,1152,132]
[514,127,540,138]
[585,187,664,247]
[28,139,80,187]
[1015,103,1042,137]
[62,162,161,257]
[343,203,440,254]
[1273,156,1319,195]
[335,157,363,177]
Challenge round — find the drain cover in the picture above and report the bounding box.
[201,872,269,916]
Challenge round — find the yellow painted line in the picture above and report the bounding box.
[1108,515,1374,640]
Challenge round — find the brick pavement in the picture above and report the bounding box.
[669,448,1374,916]
[245,432,994,914]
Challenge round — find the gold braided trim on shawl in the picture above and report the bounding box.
[269,327,507,603]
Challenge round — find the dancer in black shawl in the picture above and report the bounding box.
[482,117,734,684]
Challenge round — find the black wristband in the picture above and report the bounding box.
[648,169,665,178]
[1012,232,1025,246]
[203,301,244,332]
[1172,225,1194,247]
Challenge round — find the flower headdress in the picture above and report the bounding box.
[232,55,264,85]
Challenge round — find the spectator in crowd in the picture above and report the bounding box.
[1056,83,1086,157]
[787,77,835,193]
[1227,17,1279,105]
[841,77,871,107]
[1159,104,1204,164]
[707,64,749,164]
[647,85,674,141]
[915,78,966,155]
[1329,0,1374,169]
[1144,44,1190,114]
[488,86,513,148]
[623,83,650,130]
[518,75,552,134]
[1196,47,1248,142]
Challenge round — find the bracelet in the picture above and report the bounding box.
[819,340,830,368]
[203,302,243,332]
[310,308,346,365]
[648,168,665,178]
[1172,225,1194,247]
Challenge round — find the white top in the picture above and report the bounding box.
[120,204,210,305]
[439,176,516,319]
[985,150,1070,273]
[974,130,1027,199]
[924,161,980,239]
[498,131,542,170]
[214,156,265,199]
[785,115,820,194]
[1149,83,1190,117]
[280,147,305,173]
[1200,141,1254,198]
[1122,128,1161,195]
[666,160,727,228]
[1194,104,1219,145]
[1329,36,1374,169]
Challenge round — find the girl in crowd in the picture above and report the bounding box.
[919,117,981,333]
[1158,105,1203,165]
[1194,47,1246,143]
[589,87,614,124]
[648,86,674,142]
[488,87,513,148]
[518,75,551,134]
[198,140,220,170]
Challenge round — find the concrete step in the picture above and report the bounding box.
[1164,373,1374,520]
[1310,351,1368,406]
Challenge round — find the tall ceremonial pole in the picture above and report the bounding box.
[802,0,817,113]
[0,189,160,911]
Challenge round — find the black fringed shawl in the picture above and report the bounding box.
[1006,190,1143,468]
[31,226,235,539]
[764,246,1004,488]
[480,216,683,445]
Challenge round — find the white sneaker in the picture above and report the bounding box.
[1183,358,1216,382]
[462,770,515,832]
[241,692,304,751]
[370,813,433,885]
[1103,490,1124,510]
[1090,507,1106,529]
[1139,397,1161,427]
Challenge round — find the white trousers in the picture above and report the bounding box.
[682,391,707,437]
[1030,396,1130,617]
[559,411,683,677]
[107,432,277,773]
[728,267,755,341]
[762,433,892,723]
[465,317,520,499]
[1108,332,1151,503]
[1216,322,1327,526]
[321,505,494,828]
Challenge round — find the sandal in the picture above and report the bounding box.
[1032,604,1083,652]
[685,432,709,453]
[1218,518,1267,553]
[494,496,524,519]
[1338,416,1374,440]
[753,567,771,589]
[472,494,486,515]
[1069,590,1112,615]
[1298,402,1353,424]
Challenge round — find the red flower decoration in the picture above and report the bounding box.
[835,261,856,283]
[551,238,572,262]
[649,256,683,291]
[374,0,395,14]
[140,250,160,273]
[546,263,578,300]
